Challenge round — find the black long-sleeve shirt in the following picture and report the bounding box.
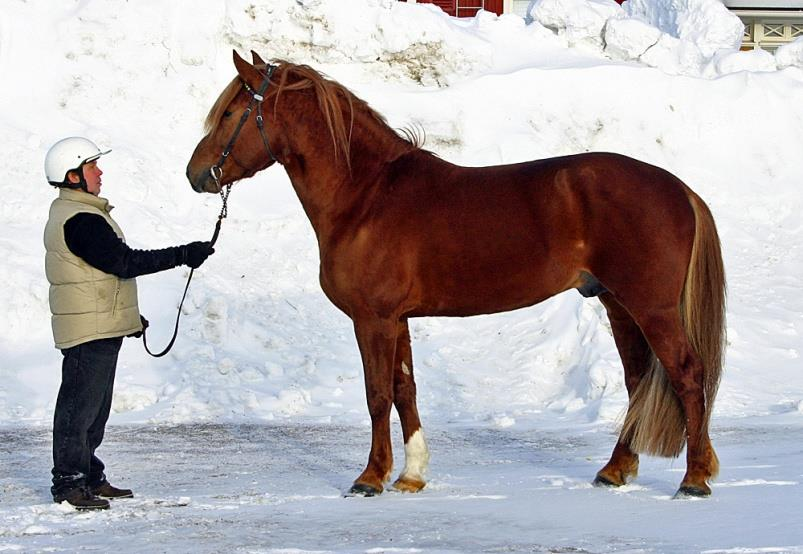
[64,213,182,279]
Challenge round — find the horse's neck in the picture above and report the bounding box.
[282,154,381,243]
[279,107,407,238]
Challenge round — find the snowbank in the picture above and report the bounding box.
[623,0,744,56]
[776,36,803,69]
[529,0,754,76]
[1,0,803,432]
[223,0,494,85]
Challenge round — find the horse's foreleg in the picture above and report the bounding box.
[349,315,399,496]
[594,293,650,487]
[391,319,429,493]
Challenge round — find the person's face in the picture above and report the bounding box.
[67,160,103,195]
[82,161,103,195]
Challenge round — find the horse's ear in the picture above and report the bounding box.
[233,50,263,86]
[251,50,266,66]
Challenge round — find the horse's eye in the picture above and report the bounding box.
[223,110,233,118]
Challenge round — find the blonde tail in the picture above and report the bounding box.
[622,189,726,465]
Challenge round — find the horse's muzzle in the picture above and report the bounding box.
[186,165,219,194]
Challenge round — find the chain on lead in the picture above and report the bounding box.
[218,183,232,220]
[209,164,231,220]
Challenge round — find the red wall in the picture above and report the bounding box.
[412,0,504,17]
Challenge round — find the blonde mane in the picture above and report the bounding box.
[203,61,422,168]
[204,77,241,135]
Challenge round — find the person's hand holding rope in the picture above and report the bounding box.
[181,241,215,268]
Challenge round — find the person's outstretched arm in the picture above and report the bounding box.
[63,213,214,279]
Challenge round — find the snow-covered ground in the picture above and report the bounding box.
[3,422,803,553]
[1,0,803,551]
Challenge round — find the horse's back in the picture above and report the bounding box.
[326,150,698,318]
[390,150,696,252]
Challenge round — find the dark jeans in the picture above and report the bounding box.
[51,336,123,500]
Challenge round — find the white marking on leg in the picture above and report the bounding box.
[401,361,411,376]
[399,429,429,483]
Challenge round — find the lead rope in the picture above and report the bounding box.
[142,184,231,357]
[142,64,276,357]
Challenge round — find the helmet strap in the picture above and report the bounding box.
[76,170,88,192]
[61,182,88,193]
[60,168,88,192]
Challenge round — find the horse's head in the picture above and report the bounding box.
[187,50,281,193]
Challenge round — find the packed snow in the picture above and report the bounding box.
[1,0,803,551]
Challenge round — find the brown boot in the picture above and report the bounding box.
[91,481,134,499]
[55,488,110,511]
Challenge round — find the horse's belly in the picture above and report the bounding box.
[408,262,576,318]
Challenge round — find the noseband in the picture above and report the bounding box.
[210,64,279,192]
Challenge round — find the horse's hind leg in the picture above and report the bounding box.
[349,315,399,496]
[634,308,717,497]
[594,293,651,487]
[391,319,430,493]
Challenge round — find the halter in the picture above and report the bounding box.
[207,64,278,246]
[142,64,279,358]
[209,64,278,195]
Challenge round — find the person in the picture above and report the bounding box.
[43,137,215,511]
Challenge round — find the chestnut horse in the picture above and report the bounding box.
[187,51,726,498]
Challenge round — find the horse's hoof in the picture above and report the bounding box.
[347,483,383,497]
[392,476,426,493]
[674,485,711,499]
[593,474,621,488]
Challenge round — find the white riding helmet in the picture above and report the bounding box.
[45,137,111,186]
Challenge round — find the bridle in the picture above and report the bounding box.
[142,64,279,358]
[208,63,279,244]
[210,65,278,192]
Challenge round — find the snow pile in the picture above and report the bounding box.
[1,0,803,432]
[622,0,743,56]
[528,0,621,50]
[223,0,495,85]
[528,0,760,76]
[776,36,803,69]
[713,46,779,74]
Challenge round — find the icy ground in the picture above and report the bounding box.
[2,421,803,553]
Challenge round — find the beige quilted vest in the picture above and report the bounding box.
[44,188,142,349]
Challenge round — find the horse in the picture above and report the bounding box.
[187,50,726,498]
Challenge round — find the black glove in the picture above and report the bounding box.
[128,315,149,339]
[181,241,215,269]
